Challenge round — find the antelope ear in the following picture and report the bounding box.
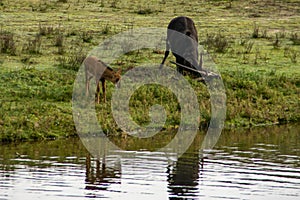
[117,68,122,74]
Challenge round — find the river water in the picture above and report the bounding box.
[0,125,299,200]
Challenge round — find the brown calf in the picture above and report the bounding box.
[84,56,121,103]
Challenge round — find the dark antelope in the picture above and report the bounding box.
[161,16,203,75]
[84,56,121,103]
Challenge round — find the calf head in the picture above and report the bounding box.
[110,68,121,88]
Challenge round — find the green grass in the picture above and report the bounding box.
[0,67,76,142]
[0,0,299,142]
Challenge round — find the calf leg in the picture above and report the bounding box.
[101,79,106,103]
[85,73,90,97]
[86,79,89,97]
[96,79,100,104]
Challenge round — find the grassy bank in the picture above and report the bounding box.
[0,63,299,142]
[0,67,76,142]
[0,0,299,142]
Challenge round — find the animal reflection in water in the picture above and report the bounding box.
[85,154,121,190]
[167,152,203,197]
[84,152,203,195]
[167,133,204,197]
[83,132,204,195]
